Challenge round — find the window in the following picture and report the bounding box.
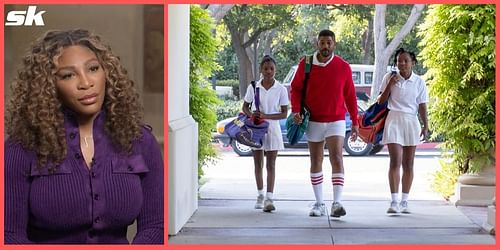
[282,66,297,85]
[352,71,361,85]
[365,72,373,85]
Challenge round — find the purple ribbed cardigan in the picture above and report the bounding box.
[4,111,164,244]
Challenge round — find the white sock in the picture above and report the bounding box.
[391,193,398,202]
[401,193,409,202]
[258,189,264,196]
[310,171,323,204]
[266,192,273,200]
[332,173,344,203]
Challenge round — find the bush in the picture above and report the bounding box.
[419,5,495,197]
[216,79,239,87]
[190,6,222,178]
[431,159,461,200]
[216,99,242,121]
[420,4,495,173]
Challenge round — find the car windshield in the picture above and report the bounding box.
[282,66,297,85]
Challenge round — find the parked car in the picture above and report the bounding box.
[214,101,384,156]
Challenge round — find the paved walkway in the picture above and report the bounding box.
[169,149,495,245]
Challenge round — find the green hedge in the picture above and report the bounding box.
[216,99,242,121]
[190,5,221,178]
[419,5,495,199]
[216,79,239,87]
[420,5,495,174]
[431,159,461,200]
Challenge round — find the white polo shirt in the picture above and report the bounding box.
[244,79,289,114]
[380,71,429,115]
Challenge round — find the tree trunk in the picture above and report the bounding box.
[244,33,257,82]
[371,4,426,100]
[262,29,277,56]
[362,18,374,64]
[227,25,254,99]
[372,5,388,100]
[223,5,291,99]
[237,52,254,99]
[250,29,278,80]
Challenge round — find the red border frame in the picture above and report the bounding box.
[1,1,498,250]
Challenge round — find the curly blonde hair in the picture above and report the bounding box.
[6,29,143,170]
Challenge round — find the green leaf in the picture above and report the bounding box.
[419,4,495,179]
[190,6,224,179]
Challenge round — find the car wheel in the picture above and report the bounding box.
[369,144,384,155]
[344,131,373,156]
[231,140,252,156]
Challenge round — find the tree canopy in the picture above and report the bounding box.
[223,4,296,98]
[215,4,426,95]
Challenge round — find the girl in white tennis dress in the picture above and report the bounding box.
[378,48,429,214]
[242,55,289,213]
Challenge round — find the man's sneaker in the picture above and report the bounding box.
[331,202,347,217]
[399,200,410,214]
[387,201,400,214]
[255,195,264,209]
[309,202,326,217]
[263,199,276,212]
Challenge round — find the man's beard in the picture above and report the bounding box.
[320,49,331,57]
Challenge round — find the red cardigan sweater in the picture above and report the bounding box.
[290,55,359,125]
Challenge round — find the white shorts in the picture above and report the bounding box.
[381,111,421,146]
[306,120,346,142]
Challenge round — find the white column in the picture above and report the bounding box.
[168,4,198,235]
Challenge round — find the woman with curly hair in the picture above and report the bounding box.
[4,29,163,244]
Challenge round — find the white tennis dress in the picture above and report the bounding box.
[379,72,429,146]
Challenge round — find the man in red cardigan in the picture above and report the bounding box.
[291,29,359,218]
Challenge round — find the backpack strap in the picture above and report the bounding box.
[304,55,312,74]
[250,80,260,112]
[300,55,313,115]
[251,80,256,90]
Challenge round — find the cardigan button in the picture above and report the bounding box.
[128,165,133,171]
[94,194,99,200]
[74,153,81,159]
[69,133,76,139]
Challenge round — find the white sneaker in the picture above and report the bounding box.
[263,199,276,212]
[400,201,410,214]
[331,202,346,217]
[309,202,326,217]
[387,201,400,214]
[255,195,264,209]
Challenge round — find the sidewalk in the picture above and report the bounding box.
[168,150,495,245]
[169,200,493,244]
